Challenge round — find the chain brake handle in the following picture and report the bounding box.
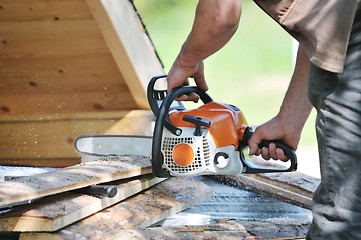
[240,127,298,173]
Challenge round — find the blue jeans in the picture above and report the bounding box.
[306,3,361,239]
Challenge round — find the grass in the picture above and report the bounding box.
[134,0,317,147]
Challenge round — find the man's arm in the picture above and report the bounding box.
[248,45,313,161]
[167,0,242,101]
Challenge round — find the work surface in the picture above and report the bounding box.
[0,165,313,240]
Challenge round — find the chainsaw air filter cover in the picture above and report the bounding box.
[161,126,245,176]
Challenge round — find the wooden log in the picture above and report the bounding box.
[19,177,214,240]
[0,155,152,209]
[0,174,165,232]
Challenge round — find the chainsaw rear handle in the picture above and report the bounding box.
[151,82,213,177]
[240,128,298,173]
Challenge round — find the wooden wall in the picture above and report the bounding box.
[0,0,163,167]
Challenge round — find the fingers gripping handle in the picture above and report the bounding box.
[241,129,298,173]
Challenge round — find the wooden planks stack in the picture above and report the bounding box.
[0,0,164,166]
[0,156,213,239]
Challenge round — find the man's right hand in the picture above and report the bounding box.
[248,116,302,162]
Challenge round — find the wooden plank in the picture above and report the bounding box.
[0,155,152,209]
[86,0,164,109]
[0,0,93,21]
[0,174,165,232]
[0,111,130,164]
[0,111,130,122]
[220,174,313,209]
[0,54,136,115]
[0,159,79,169]
[0,21,104,51]
[103,219,308,240]
[20,177,213,240]
[213,157,320,209]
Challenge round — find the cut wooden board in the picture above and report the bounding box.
[20,177,214,240]
[0,174,165,232]
[0,155,152,209]
[103,219,308,240]
[213,157,320,209]
[218,174,313,209]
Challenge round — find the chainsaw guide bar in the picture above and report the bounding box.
[75,135,152,157]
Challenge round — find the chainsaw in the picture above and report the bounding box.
[75,75,297,178]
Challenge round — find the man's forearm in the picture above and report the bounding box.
[278,44,313,132]
[178,0,242,68]
[248,45,313,158]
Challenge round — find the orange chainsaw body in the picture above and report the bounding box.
[169,102,248,148]
[148,75,297,177]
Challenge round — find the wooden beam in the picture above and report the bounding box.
[0,174,165,232]
[0,155,152,209]
[86,0,164,109]
[19,177,213,240]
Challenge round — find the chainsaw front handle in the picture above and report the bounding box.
[150,79,213,177]
[148,75,213,136]
[240,128,298,173]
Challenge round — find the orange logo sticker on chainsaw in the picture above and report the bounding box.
[172,143,194,167]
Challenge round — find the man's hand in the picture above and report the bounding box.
[248,116,302,162]
[166,0,242,101]
[167,57,208,102]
